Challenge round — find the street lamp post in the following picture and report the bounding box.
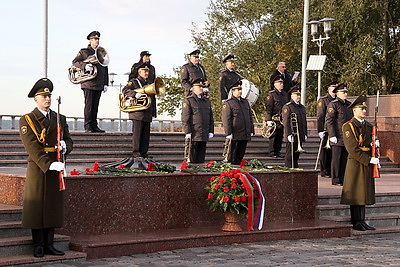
[307,18,335,100]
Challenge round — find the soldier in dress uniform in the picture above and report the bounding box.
[265,75,289,158]
[19,78,73,257]
[316,80,338,177]
[122,65,156,169]
[325,83,353,185]
[221,81,254,165]
[72,30,108,133]
[341,95,379,231]
[128,50,156,83]
[282,86,307,168]
[219,54,241,101]
[180,49,210,97]
[181,80,214,163]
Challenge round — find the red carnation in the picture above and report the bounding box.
[85,168,93,173]
[241,196,247,201]
[231,178,237,183]
[93,161,99,172]
[239,159,246,168]
[70,169,80,176]
[231,183,237,189]
[207,193,213,199]
[223,187,229,192]
[217,197,221,200]
[219,179,225,184]
[234,197,241,202]
[116,164,125,169]
[147,162,155,171]
[180,160,188,171]
[210,176,216,181]
[214,184,220,189]
[234,173,241,178]
[223,196,229,202]
[206,160,214,167]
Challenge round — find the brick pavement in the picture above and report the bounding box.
[31,232,400,266]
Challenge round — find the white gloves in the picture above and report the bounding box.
[49,162,64,172]
[185,133,191,139]
[135,92,142,99]
[288,135,294,143]
[370,157,380,164]
[203,88,209,94]
[60,140,67,154]
[208,133,214,139]
[305,135,308,141]
[329,136,338,144]
[226,134,233,139]
[85,64,93,72]
[318,132,325,139]
[251,133,254,136]
[103,85,108,93]
[267,121,273,127]
[372,140,380,148]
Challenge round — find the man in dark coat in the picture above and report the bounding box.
[181,80,214,163]
[270,62,298,93]
[222,81,254,165]
[282,86,307,168]
[219,54,241,101]
[326,83,353,185]
[316,81,338,177]
[19,78,73,257]
[180,49,209,97]
[341,95,379,231]
[128,50,156,83]
[265,75,289,158]
[72,30,109,133]
[122,65,156,169]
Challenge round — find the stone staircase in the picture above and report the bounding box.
[0,130,399,173]
[0,204,86,266]
[317,193,400,235]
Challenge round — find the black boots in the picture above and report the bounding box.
[31,228,65,257]
[350,205,376,231]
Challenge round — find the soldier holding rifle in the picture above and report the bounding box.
[19,78,73,257]
[341,94,380,231]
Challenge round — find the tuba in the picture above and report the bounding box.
[68,46,109,84]
[119,77,165,113]
[262,114,282,138]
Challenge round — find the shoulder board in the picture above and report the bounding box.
[343,119,354,126]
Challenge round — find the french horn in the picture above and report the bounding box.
[119,77,165,113]
[68,46,109,84]
[262,114,281,138]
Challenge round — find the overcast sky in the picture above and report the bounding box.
[0,0,210,119]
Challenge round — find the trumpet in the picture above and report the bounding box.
[290,113,305,153]
[324,134,331,149]
[184,137,191,163]
[222,137,232,162]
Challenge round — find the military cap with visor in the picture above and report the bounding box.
[324,80,339,90]
[271,75,284,84]
[191,78,205,87]
[349,94,367,109]
[28,78,54,98]
[229,79,242,91]
[223,54,235,63]
[288,85,301,95]
[332,83,348,93]
[87,31,100,40]
[140,51,151,57]
[189,49,200,57]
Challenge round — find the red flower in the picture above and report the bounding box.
[70,169,80,176]
[116,164,125,169]
[231,178,237,183]
[223,196,229,202]
[231,183,237,189]
[241,196,247,202]
[234,197,241,202]
[206,160,214,167]
[211,210,217,213]
[210,176,216,181]
[223,187,229,192]
[214,184,220,189]
[234,173,241,178]
[147,162,155,171]
[217,197,221,200]
[85,168,93,173]
[234,169,240,173]
[93,161,99,172]
[208,193,213,199]
[219,179,225,184]
[239,159,246,168]
[180,160,187,171]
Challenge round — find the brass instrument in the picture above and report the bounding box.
[315,131,325,170]
[119,77,165,113]
[290,113,305,153]
[324,134,331,149]
[68,46,109,84]
[222,137,232,162]
[261,114,281,139]
[184,137,191,163]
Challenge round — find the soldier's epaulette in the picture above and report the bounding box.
[330,99,339,103]
[343,119,354,126]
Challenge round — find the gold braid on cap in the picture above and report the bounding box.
[24,115,46,143]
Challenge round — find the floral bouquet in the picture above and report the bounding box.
[205,169,265,231]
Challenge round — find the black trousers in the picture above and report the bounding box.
[190,141,207,163]
[319,135,332,176]
[331,145,348,184]
[229,140,248,165]
[269,126,283,156]
[285,142,300,168]
[83,89,102,130]
[132,120,151,158]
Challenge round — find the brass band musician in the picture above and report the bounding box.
[180,49,210,97]
[219,54,241,101]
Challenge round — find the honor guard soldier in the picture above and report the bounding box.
[326,83,353,185]
[270,62,298,93]
[222,81,255,165]
[282,86,307,168]
[122,65,157,169]
[316,80,338,177]
[219,54,241,101]
[19,78,73,257]
[72,30,109,133]
[129,50,156,83]
[180,49,210,97]
[265,75,289,158]
[341,95,379,231]
[181,80,214,163]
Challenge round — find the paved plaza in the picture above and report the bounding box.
[32,233,400,267]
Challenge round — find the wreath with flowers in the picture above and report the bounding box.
[205,169,265,231]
